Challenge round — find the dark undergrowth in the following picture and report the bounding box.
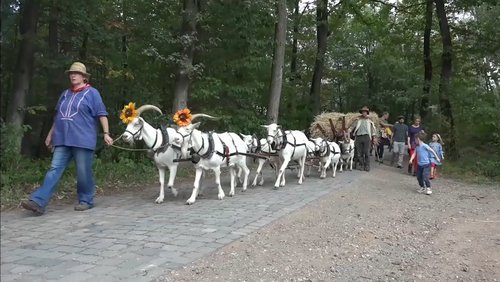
[2,143,498,210]
[440,146,500,185]
[0,147,195,211]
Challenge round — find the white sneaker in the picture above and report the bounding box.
[418,187,426,193]
[425,188,432,195]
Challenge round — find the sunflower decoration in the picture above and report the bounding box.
[120,102,138,124]
[173,108,192,127]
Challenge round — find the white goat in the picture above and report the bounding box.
[304,139,320,177]
[174,118,250,205]
[240,134,280,187]
[338,138,355,172]
[122,105,187,204]
[263,123,309,189]
[311,137,342,178]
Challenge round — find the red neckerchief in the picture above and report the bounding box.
[71,84,91,93]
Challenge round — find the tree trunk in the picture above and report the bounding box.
[172,0,199,113]
[337,80,343,112]
[78,32,88,61]
[37,0,62,157]
[367,66,374,100]
[434,0,457,159]
[286,0,300,120]
[121,0,128,97]
[266,0,287,123]
[5,0,41,153]
[420,0,433,120]
[309,0,328,117]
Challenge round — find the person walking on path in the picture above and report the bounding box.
[409,132,440,195]
[21,62,114,216]
[407,117,425,175]
[376,111,393,163]
[391,115,409,168]
[429,133,445,179]
[349,106,378,172]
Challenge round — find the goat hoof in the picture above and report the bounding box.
[155,198,164,204]
[185,200,195,205]
[273,186,279,190]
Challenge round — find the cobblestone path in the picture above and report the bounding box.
[1,169,359,282]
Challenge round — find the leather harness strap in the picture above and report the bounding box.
[278,129,306,159]
[154,125,169,155]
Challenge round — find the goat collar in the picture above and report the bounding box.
[154,125,170,155]
[249,136,261,154]
[319,140,331,157]
[194,131,214,159]
[150,129,160,150]
[270,128,287,150]
[255,136,261,153]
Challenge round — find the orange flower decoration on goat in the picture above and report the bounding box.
[120,102,138,124]
[173,108,192,127]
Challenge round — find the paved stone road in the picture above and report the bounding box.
[1,169,359,282]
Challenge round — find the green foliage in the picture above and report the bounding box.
[442,150,500,183]
[2,0,499,200]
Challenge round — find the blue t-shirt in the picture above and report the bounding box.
[429,142,443,165]
[416,143,434,166]
[52,86,108,150]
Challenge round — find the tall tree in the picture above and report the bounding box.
[420,0,433,120]
[37,0,62,157]
[309,0,329,117]
[172,0,199,113]
[287,0,301,119]
[266,0,287,123]
[434,0,457,158]
[5,0,41,153]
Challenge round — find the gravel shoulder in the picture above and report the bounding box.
[159,165,500,282]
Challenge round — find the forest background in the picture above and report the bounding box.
[1,0,499,206]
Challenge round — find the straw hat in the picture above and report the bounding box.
[65,62,90,77]
[359,106,370,114]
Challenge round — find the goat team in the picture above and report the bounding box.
[122,105,356,205]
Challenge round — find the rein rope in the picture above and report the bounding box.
[108,131,172,152]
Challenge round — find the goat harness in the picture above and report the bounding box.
[191,132,239,165]
[153,125,183,159]
[271,129,306,159]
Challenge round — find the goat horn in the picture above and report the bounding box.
[137,105,163,115]
[191,113,218,121]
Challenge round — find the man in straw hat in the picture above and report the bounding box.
[349,106,377,172]
[21,62,114,216]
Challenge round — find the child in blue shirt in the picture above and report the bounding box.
[429,133,444,179]
[409,132,440,195]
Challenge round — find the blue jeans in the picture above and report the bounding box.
[31,146,95,208]
[417,164,431,188]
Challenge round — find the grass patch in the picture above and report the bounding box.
[440,147,500,185]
